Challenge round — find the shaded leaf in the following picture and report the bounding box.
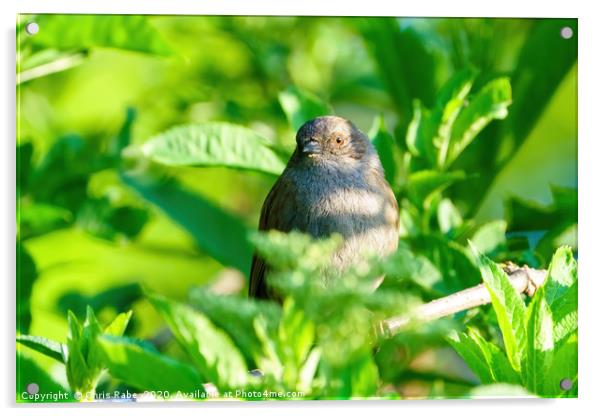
[369,115,399,188]
[188,287,281,364]
[98,335,204,394]
[121,172,253,273]
[407,170,466,208]
[278,86,331,131]
[16,243,37,333]
[149,294,249,389]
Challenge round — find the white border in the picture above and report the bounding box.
[3,1,601,416]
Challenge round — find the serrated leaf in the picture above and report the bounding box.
[447,77,512,166]
[17,335,66,363]
[448,327,519,385]
[447,330,495,384]
[140,123,287,175]
[149,294,249,389]
[524,288,555,393]
[98,335,204,393]
[278,86,331,131]
[470,243,527,372]
[543,333,578,397]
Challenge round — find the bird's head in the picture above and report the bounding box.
[295,116,374,166]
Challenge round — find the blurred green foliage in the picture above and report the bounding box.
[17,15,576,401]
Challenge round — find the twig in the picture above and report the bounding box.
[378,264,546,338]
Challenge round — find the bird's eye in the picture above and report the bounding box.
[335,136,343,145]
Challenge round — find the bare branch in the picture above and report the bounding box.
[378,264,546,338]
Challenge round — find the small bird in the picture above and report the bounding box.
[249,115,399,299]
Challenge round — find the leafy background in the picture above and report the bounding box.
[17,15,577,401]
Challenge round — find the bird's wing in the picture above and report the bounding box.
[248,175,297,298]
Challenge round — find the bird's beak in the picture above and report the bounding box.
[302,139,321,155]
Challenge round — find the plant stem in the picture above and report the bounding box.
[377,264,546,338]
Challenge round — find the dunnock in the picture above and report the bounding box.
[249,115,399,299]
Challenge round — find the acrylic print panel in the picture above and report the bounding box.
[16,14,577,403]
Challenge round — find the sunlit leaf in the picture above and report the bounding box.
[447,77,512,166]
[17,335,66,363]
[470,243,527,372]
[471,220,507,256]
[140,123,287,175]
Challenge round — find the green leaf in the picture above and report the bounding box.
[278,86,331,131]
[16,243,37,333]
[432,68,478,167]
[524,247,577,396]
[140,123,287,175]
[510,19,577,143]
[405,100,437,164]
[121,172,253,273]
[18,203,72,239]
[543,246,577,307]
[368,115,399,187]
[98,335,204,394]
[448,328,520,385]
[188,287,281,364]
[544,333,578,397]
[278,298,315,388]
[17,335,66,363]
[406,170,466,208]
[30,15,172,56]
[103,311,133,337]
[413,235,481,294]
[471,220,507,256]
[17,353,72,403]
[149,294,249,389]
[437,198,463,234]
[524,287,555,393]
[447,330,495,384]
[357,18,437,123]
[470,243,527,372]
[447,77,512,166]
